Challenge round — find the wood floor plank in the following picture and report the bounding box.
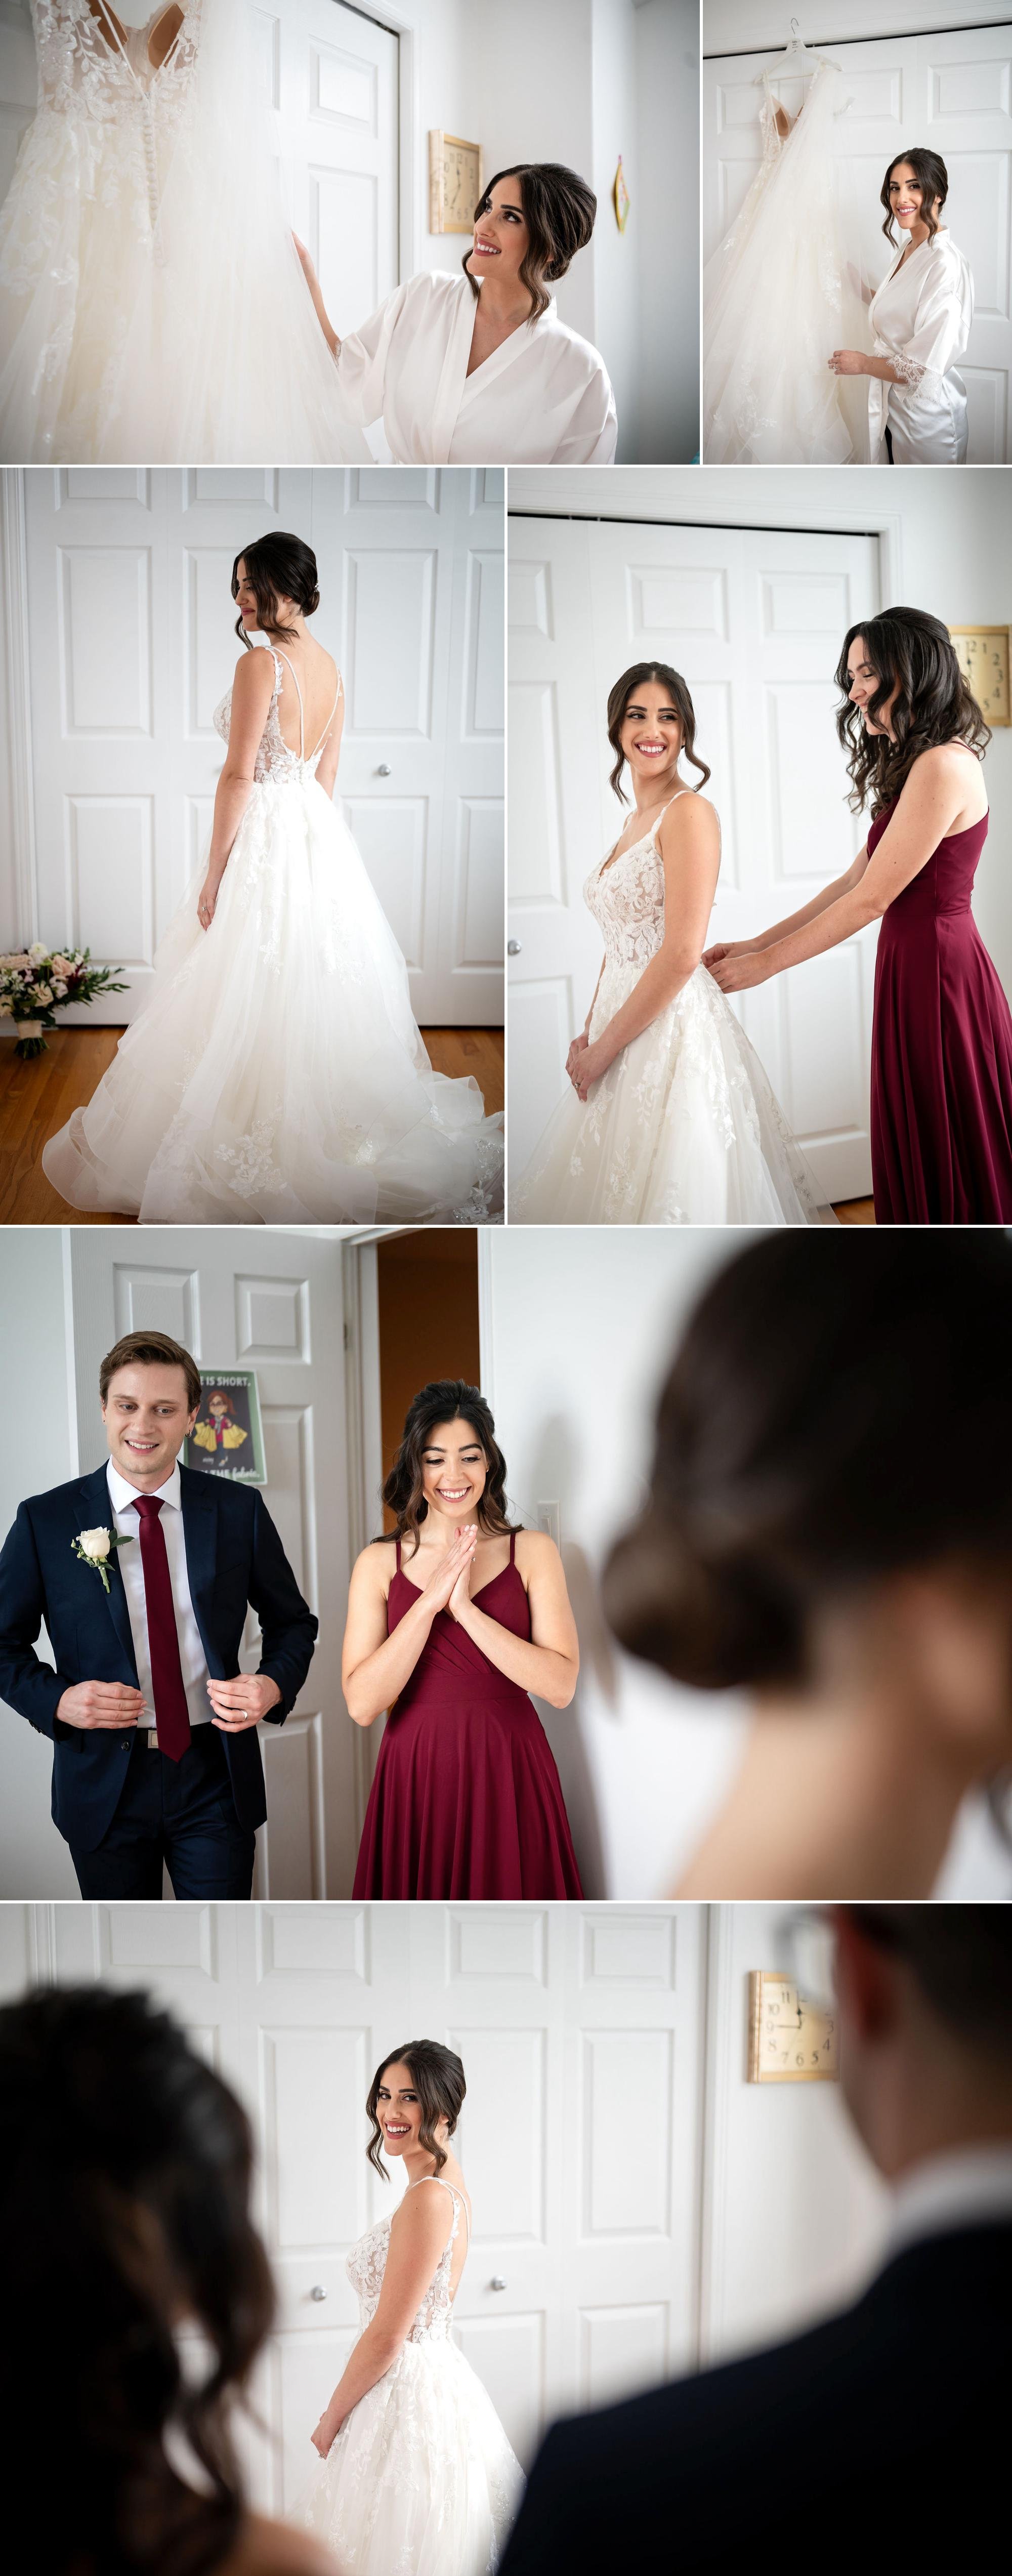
[0,1024,504,1222]
[833,1197,875,1225]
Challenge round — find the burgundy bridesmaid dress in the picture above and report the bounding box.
[352,1532,584,1900]
[870,799,1012,1222]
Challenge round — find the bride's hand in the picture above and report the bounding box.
[292,231,318,286]
[311,2412,336,2459]
[566,1031,589,1085]
[573,1038,610,1101]
[421,1525,478,1617]
[709,948,770,993]
[197,878,218,930]
[829,349,865,377]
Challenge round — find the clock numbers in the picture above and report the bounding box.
[748,1973,840,2083]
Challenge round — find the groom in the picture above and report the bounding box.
[0,1329,318,1898]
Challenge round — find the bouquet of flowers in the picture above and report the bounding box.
[0,943,129,1059]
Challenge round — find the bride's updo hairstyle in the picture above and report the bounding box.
[464,165,597,322]
[607,663,711,803]
[383,1379,518,1554]
[880,148,949,245]
[834,606,989,817]
[366,2040,467,2180]
[232,531,320,645]
[0,1983,274,2574]
[602,1232,1012,1695]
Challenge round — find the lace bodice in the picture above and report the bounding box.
[586,790,708,974]
[346,2178,467,2347]
[213,647,343,786]
[31,3,201,121]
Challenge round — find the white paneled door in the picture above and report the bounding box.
[704,27,1012,465]
[66,1228,354,1900]
[0,1902,707,2511]
[508,512,880,1202]
[19,465,503,1026]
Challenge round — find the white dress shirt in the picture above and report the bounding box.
[106,1460,211,1734]
[888,2142,1012,2258]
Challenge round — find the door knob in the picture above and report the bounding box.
[489,2275,508,2291]
[507,940,521,956]
[377,763,391,776]
[310,2284,328,2302]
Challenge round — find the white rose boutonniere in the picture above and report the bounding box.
[72,1525,133,1595]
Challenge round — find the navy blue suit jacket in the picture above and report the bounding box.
[0,1461,318,1848]
[499,2223,1011,2570]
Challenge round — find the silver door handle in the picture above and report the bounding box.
[377,763,391,776]
[489,2275,508,2291]
[507,940,521,956]
[310,2284,328,2302]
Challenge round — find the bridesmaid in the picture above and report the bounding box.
[829,150,974,464]
[705,606,1011,1224]
[346,1381,583,1898]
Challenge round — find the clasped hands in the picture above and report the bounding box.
[565,1031,611,1100]
[55,1673,281,1732]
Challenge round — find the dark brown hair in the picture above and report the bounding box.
[382,1380,518,1557]
[463,164,596,323]
[365,2041,466,2180]
[100,1330,201,1416]
[835,607,990,818]
[603,1231,1012,1695]
[0,1984,274,2576]
[846,1908,1012,2061]
[232,532,320,647]
[607,663,711,803]
[881,148,948,246]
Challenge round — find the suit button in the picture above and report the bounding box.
[120,1738,131,1749]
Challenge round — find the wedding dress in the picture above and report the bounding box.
[512,792,835,1225]
[0,0,367,462]
[298,2178,523,2576]
[703,53,869,464]
[41,647,505,1222]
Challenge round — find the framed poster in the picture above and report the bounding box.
[184,1368,268,1486]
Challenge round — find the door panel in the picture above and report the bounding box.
[704,28,1012,464]
[66,1228,353,1900]
[507,513,879,1201]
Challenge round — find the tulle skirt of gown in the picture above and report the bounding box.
[512,963,835,1225]
[41,777,504,1223]
[298,2337,523,2576]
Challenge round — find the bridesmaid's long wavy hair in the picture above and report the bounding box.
[607,663,711,802]
[232,532,320,645]
[0,1984,274,2576]
[365,2041,466,2180]
[382,1380,518,1555]
[880,148,948,246]
[835,608,990,817]
[463,164,597,322]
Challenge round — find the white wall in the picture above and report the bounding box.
[637,0,700,464]
[510,464,1012,1000]
[704,0,1012,48]
[0,1231,78,1898]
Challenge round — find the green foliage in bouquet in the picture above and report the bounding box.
[0,943,129,1059]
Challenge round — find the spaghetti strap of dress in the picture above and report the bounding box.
[408,2173,471,2247]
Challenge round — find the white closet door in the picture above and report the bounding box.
[507,513,879,1202]
[703,27,1012,465]
[66,1227,355,1900]
[251,0,399,343]
[20,464,503,1028]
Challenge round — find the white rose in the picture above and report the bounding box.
[53,980,67,998]
[28,941,48,963]
[33,983,53,1005]
[77,1526,111,1561]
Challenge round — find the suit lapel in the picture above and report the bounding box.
[75,1462,138,1679]
[180,1467,220,1670]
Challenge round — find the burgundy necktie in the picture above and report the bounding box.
[135,1495,192,1763]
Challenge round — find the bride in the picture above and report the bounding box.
[298,2040,523,2575]
[41,534,504,1222]
[511,663,834,1225]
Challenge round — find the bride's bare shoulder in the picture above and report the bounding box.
[216,2513,332,2576]
[232,648,277,693]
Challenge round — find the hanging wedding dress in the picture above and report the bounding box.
[0,0,368,463]
[298,2177,523,2576]
[41,647,504,1223]
[703,52,869,464]
[511,793,835,1225]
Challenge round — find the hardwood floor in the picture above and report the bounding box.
[0,1024,504,1224]
[833,1197,875,1225]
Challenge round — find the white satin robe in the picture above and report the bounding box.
[331,270,617,464]
[868,230,974,465]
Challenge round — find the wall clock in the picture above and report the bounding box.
[429,132,483,236]
[949,626,1010,727]
[747,1971,839,2083]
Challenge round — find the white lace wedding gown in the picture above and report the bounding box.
[41,648,504,1222]
[298,2178,522,2576]
[512,792,834,1225]
[703,54,869,464]
[0,0,366,462]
